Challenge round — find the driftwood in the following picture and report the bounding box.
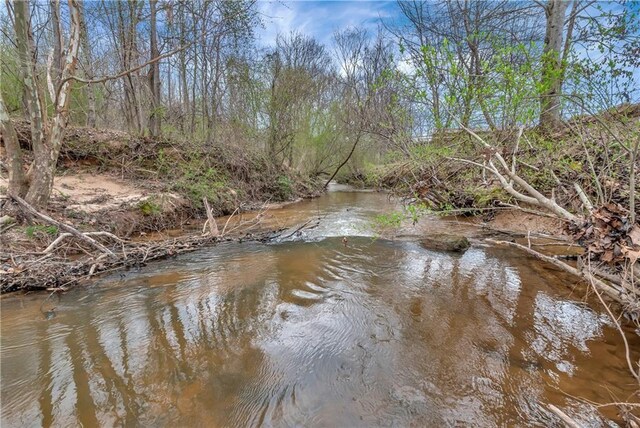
[11,194,115,256]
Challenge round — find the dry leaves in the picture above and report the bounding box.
[567,203,640,267]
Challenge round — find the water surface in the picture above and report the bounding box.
[1,188,638,426]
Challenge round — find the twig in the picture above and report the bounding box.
[574,183,594,212]
[588,257,640,384]
[280,218,318,240]
[486,239,637,308]
[547,404,581,428]
[221,207,239,237]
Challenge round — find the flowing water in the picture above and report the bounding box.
[1,186,639,427]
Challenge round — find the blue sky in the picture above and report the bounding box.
[256,0,400,47]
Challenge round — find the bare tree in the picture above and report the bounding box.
[10,0,81,207]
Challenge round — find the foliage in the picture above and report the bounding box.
[371,211,403,231]
[275,175,294,200]
[25,225,58,239]
[138,199,162,216]
[173,167,229,210]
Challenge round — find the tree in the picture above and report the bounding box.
[10,0,82,207]
[538,0,571,129]
[77,1,97,127]
[265,32,332,167]
[148,0,161,136]
[325,27,407,185]
[0,94,26,196]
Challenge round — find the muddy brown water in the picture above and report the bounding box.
[2,186,639,427]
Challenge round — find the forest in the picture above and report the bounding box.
[1,0,636,203]
[1,0,640,426]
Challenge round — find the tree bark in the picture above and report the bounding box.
[26,0,82,207]
[148,0,161,137]
[14,0,47,153]
[178,3,189,132]
[14,0,82,207]
[0,96,27,196]
[49,0,64,84]
[539,0,569,130]
[116,0,142,134]
[78,1,97,127]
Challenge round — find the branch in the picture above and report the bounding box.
[54,43,189,107]
[574,182,593,212]
[486,239,638,309]
[202,197,219,237]
[324,130,363,188]
[44,231,123,254]
[547,404,581,428]
[11,194,114,256]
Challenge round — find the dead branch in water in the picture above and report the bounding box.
[202,197,219,237]
[486,239,639,310]
[0,218,319,293]
[547,404,581,428]
[587,258,640,384]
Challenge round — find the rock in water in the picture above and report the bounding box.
[419,234,470,252]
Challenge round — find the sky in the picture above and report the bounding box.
[255,0,401,47]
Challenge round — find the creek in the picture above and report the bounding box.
[1,186,638,426]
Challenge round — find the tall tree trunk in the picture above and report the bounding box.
[178,2,189,132]
[539,0,569,130]
[116,0,141,134]
[49,0,63,84]
[78,1,97,127]
[0,96,27,196]
[14,0,82,207]
[148,0,161,137]
[14,0,47,152]
[190,6,198,135]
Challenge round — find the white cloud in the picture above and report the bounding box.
[255,1,397,48]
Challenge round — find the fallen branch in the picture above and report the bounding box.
[486,238,638,309]
[11,195,114,256]
[547,404,581,428]
[574,182,594,212]
[44,231,123,254]
[587,258,640,384]
[0,226,283,292]
[443,113,579,222]
[221,207,239,236]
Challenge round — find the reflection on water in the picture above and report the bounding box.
[1,190,638,427]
